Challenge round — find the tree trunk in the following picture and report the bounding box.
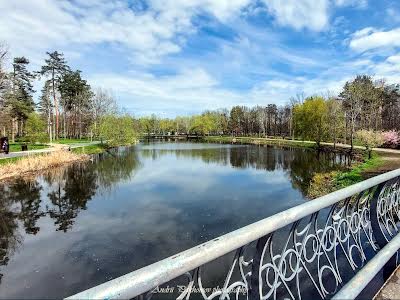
[63,109,66,139]
[11,118,15,143]
[52,69,58,140]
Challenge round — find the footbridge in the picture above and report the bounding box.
[67,169,400,299]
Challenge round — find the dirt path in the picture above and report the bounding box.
[363,154,400,178]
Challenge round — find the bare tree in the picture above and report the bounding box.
[91,87,117,137]
[0,42,8,94]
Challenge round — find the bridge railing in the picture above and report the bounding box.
[67,169,400,300]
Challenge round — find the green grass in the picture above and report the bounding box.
[71,144,107,155]
[0,156,24,165]
[9,143,48,152]
[202,136,316,149]
[53,138,91,145]
[308,153,385,198]
[334,154,384,188]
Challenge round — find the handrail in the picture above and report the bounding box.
[332,232,400,300]
[67,168,400,300]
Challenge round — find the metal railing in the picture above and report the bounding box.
[67,169,400,300]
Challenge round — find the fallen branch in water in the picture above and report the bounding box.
[0,151,89,181]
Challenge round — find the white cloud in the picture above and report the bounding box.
[334,0,367,9]
[88,68,244,115]
[370,54,400,83]
[262,0,330,31]
[0,0,251,65]
[349,27,400,52]
[261,0,368,32]
[88,61,362,116]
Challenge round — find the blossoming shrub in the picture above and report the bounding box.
[382,130,400,148]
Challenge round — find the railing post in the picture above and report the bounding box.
[370,183,388,248]
[250,234,270,300]
[370,181,397,280]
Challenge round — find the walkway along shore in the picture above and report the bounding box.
[202,136,400,155]
[0,141,102,160]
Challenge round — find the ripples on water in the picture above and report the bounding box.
[0,142,351,298]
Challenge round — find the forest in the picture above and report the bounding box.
[139,75,400,150]
[0,43,128,146]
[1,42,400,150]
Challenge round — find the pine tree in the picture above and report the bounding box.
[6,57,35,141]
[59,70,92,138]
[38,80,53,142]
[38,51,70,139]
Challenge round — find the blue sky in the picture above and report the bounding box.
[1,0,400,116]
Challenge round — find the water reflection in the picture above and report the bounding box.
[0,143,351,298]
[0,148,140,281]
[140,144,350,193]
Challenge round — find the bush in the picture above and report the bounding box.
[25,113,48,144]
[382,130,400,148]
[356,130,384,158]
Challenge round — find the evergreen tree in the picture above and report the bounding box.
[37,51,70,139]
[59,70,92,138]
[38,80,53,142]
[6,57,35,141]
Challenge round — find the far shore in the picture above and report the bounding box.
[1,137,399,188]
[201,135,400,155]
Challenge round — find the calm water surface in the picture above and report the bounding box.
[0,142,351,298]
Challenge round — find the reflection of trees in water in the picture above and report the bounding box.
[44,148,140,231]
[46,162,98,232]
[141,145,351,194]
[141,148,231,166]
[0,182,25,284]
[0,148,140,274]
[93,147,141,190]
[8,179,45,235]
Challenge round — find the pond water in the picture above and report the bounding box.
[0,142,351,299]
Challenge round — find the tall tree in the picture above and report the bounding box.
[59,70,92,138]
[293,96,328,147]
[91,88,117,137]
[0,43,9,137]
[6,57,35,141]
[326,98,345,148]
[38,80,53,142]
[339,75,376,150]
[38,51,69,139]
[0,43,8,95]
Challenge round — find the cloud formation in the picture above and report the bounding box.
[3,0,400,116]
[350,27,400,52]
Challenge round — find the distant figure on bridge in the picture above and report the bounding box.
[0,137,9,154]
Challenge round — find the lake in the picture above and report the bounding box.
[0,142,351,299]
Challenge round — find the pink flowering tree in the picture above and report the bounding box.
[382,130,400,148]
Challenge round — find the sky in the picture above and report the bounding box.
[1,0,400,117]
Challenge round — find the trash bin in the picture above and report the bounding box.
[21,144,28,151]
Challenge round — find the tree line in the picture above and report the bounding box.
[1,42,400,150]
[139,75,400,150]
[0,43,134,146]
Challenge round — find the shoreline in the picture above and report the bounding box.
[0,142,133,182]
[0,151,90,182]
[2,138,399,191]
[200,135,400,198]
[201,136,400,155]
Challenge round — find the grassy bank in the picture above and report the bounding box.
[0,156,23,166]
[71,144,107,154]
[203,135,389,198]
[9,142,47,152]
[54,138,91,144]
[202,136,317,149]
[0,151,89,181]
[308,154,384,198]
